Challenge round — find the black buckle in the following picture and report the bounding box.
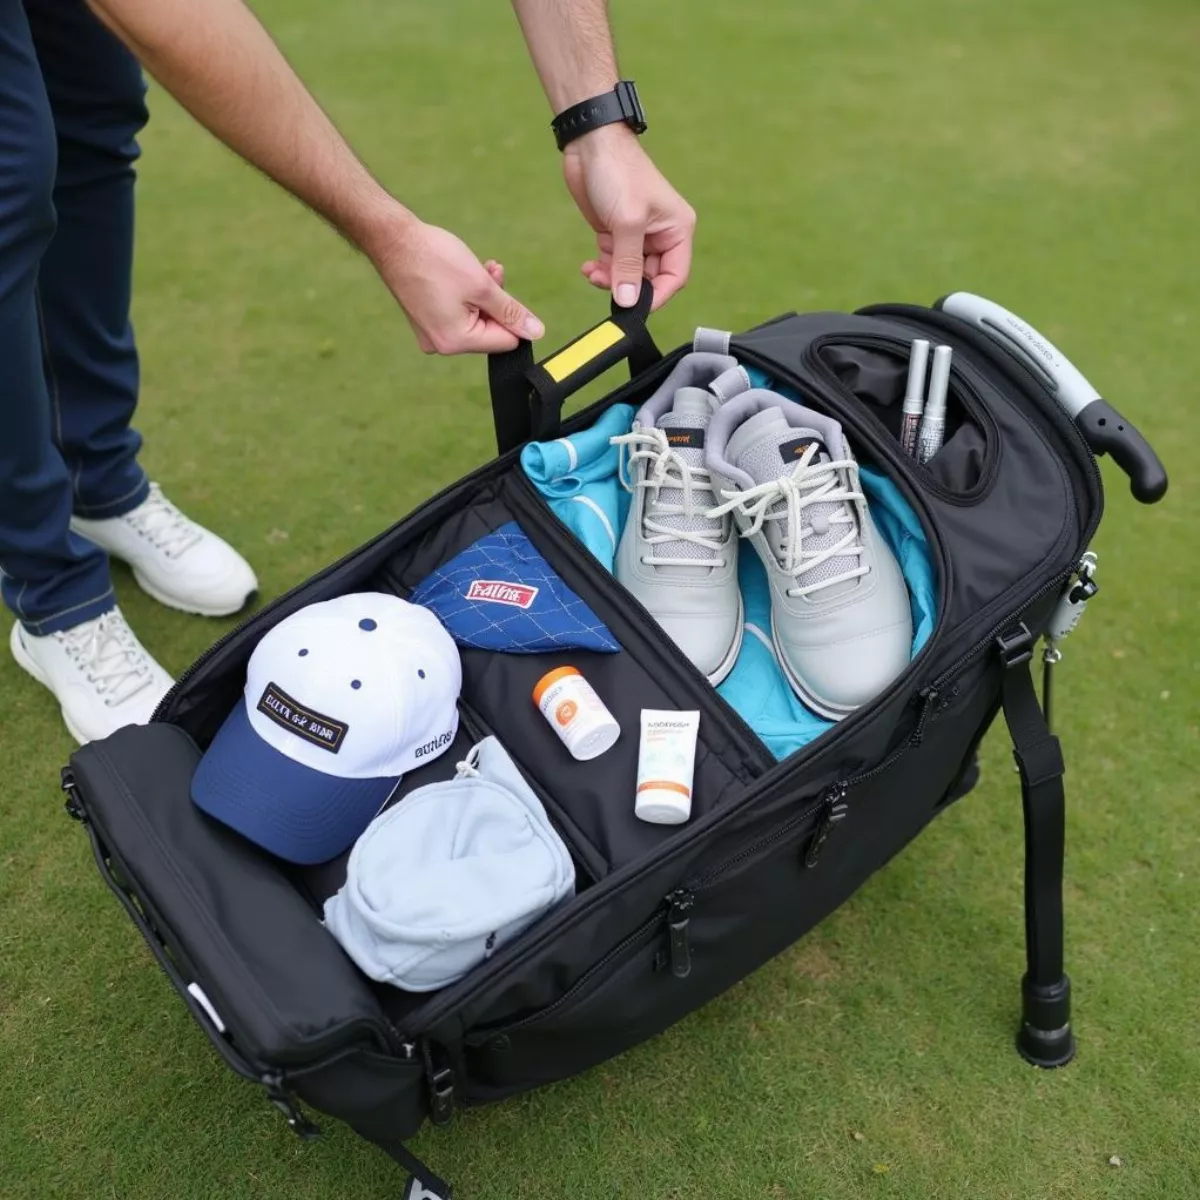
[996,623,1035,668]
[615,80,648,134]
[429,1066,455,1127]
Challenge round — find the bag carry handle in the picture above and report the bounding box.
[936,292,1168,504]
[487,279,661,455]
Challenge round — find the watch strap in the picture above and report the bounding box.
[552,81,647,152]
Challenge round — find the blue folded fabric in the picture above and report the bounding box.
[410,521,620,654]
[520,404,634,568]
[521,373,938,760]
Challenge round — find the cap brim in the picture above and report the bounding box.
[191,702,400,865]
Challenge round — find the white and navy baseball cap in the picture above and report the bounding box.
[192,593,462,865]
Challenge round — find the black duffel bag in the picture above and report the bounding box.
[62,285,1167,1199]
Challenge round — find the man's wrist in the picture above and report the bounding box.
[344,192,420,262]
[562,120,640,157]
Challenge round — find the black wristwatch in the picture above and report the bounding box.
[551,80,647,152]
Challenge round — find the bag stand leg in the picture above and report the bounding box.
[998,627,1077,1069]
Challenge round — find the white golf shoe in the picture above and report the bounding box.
[707,391,912,719]
[72,483,257,617]
[612,354,747,684]
[10,609,174,744]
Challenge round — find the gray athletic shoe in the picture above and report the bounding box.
[613,354,747,684]
[707,390,912,719]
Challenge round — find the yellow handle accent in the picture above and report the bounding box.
[542,321,624,383]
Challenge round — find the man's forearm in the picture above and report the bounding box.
[511,0,619,113]
[87,0,409,257]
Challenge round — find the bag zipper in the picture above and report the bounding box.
[800,331,1002,503]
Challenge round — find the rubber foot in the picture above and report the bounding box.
[1016,973,1076,1069]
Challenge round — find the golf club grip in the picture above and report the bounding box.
[488,281,660,455]
[936,292,1168,504]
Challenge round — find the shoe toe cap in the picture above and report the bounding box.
[782,619,913,714]
[148,536,258,613]
[657,610,743,681]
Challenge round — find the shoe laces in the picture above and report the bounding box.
[612,428,731,568]
[55,611,156,707]
[125,484,203,558]
[707,444,870,598]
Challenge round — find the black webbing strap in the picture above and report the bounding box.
[997,624,1075,1067]
[380,1137,452,1200]
[486,280,660,455]
[1002,653,1067,984]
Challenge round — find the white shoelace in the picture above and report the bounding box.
[125,483,203,558]
[707,445,870,598]
[55,611,156,706]
[612,428,730,568]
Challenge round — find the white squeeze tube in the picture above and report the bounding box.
[634,710,701,825]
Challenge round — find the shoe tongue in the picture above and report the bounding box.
[644,388,722,575]
[729,416,861,598]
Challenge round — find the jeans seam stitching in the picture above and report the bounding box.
[22,586,116,634]
[74,477,149,517]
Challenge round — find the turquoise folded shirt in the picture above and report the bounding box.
[520,404,635,563]
[520,382,936,760]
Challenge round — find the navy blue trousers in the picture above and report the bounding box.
[0,0,149,634]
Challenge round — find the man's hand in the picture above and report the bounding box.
[563,125,695,312]
[365,217,544,354]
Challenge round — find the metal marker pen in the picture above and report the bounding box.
[899,339,930,457]
[916,345,952,464]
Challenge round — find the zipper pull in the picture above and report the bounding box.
[665,889,694,979]
[910,687,940,747]
[803,787,849,870]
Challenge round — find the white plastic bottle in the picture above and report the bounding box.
[533,666,620,761]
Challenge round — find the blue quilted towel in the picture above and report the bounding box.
[410,521,620,654]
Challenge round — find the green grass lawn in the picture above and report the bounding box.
[2,0,1198,1196]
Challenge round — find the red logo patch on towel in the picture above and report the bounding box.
[464,580,540,609]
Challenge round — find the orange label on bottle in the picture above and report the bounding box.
[555,700,578,726]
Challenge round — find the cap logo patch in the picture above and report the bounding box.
[464,580,539,609]
[257,682,348,753]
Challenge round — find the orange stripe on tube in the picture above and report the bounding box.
[637,780,692,797]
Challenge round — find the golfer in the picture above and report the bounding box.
[0,0,694,743]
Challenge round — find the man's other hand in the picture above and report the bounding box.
[564,124,696,312]
[368,218,544,355]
